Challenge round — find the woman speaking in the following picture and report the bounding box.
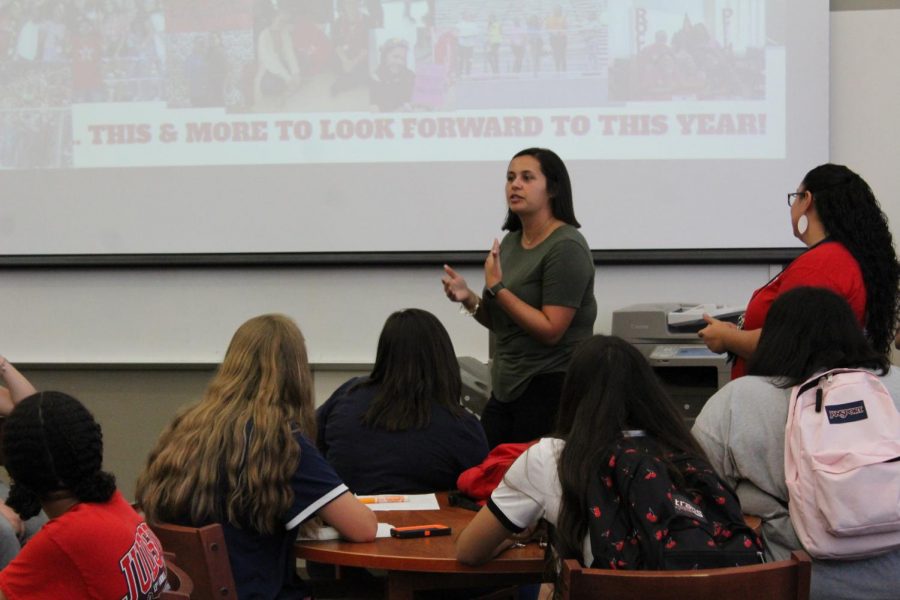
[442,148,596,448]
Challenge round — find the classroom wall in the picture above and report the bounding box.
[4,5,900,499]
[830,6,900,235]
[13,366,370,498]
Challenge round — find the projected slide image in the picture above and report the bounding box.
[608,2,769,102]
[0,0,782,170]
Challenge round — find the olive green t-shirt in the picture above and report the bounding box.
[486,225,596,402]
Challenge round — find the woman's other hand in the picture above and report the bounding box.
[442,265,472,303]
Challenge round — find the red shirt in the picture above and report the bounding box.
[0,491,168,600]
[733,240,866,378]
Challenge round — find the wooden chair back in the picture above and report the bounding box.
[561,551,812,600]
[149,522,237,600]
[160,552,194,599]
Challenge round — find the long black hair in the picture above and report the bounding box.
[502,147,580,231]
[553,335,707,564]
[359,308,464,431]
[803,164,900,357]
[3,391,116,519]
[748,287,889,387]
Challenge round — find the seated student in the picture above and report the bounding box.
[0,356,48,570]
[456,335,750,573]
[693,287,900,600]
[136,314,377,600]
[0,391,168,599]
[317,308,489,494]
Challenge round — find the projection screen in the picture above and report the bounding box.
[0,0,828,256]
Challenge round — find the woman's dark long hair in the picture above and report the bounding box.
[553,335,708,565]
[502,147,580,231]
[803,164,900,357]
[748,287,889,387]
[359,308,463,431]
[3,392,116,519]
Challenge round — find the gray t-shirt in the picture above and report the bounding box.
[692,369,900,600]
[486,225,596,402]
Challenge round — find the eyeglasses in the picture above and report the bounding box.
[787,191,807,207]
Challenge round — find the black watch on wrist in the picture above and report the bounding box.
[487,281,506,297]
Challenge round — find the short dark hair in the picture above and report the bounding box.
[747,287,889,386]
[503,147,580,231]
[802,164,899,358]
[3,392,116,519]
[360,308,463,430]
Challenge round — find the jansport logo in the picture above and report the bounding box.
[826,400,868,424]
[672,494,706,521]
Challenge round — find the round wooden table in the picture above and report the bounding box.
[295,492,546,599]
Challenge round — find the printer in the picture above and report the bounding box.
[611,303,744,425]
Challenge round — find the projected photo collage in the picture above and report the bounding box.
[0,0,778,169]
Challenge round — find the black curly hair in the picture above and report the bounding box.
[804,163,900,357]
[2,391,116,519]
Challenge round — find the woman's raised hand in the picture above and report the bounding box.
[484,239,502,289]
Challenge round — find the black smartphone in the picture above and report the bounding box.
[389,524,452,538]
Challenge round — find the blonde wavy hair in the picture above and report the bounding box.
[136,314,315,535]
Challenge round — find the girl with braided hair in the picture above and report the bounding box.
[0,391,169,599]
[699,163,900,378]
[136,314,377,599]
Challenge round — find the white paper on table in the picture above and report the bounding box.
[299,522,395,541]
[358,493,440,511]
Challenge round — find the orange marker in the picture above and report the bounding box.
[358,495,408,504]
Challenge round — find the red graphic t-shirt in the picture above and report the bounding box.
[0,491,168,599]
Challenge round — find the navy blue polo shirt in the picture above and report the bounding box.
[217,432,346,599]
[316,377,489,494]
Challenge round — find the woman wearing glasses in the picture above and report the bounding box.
[699,163,899,378]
